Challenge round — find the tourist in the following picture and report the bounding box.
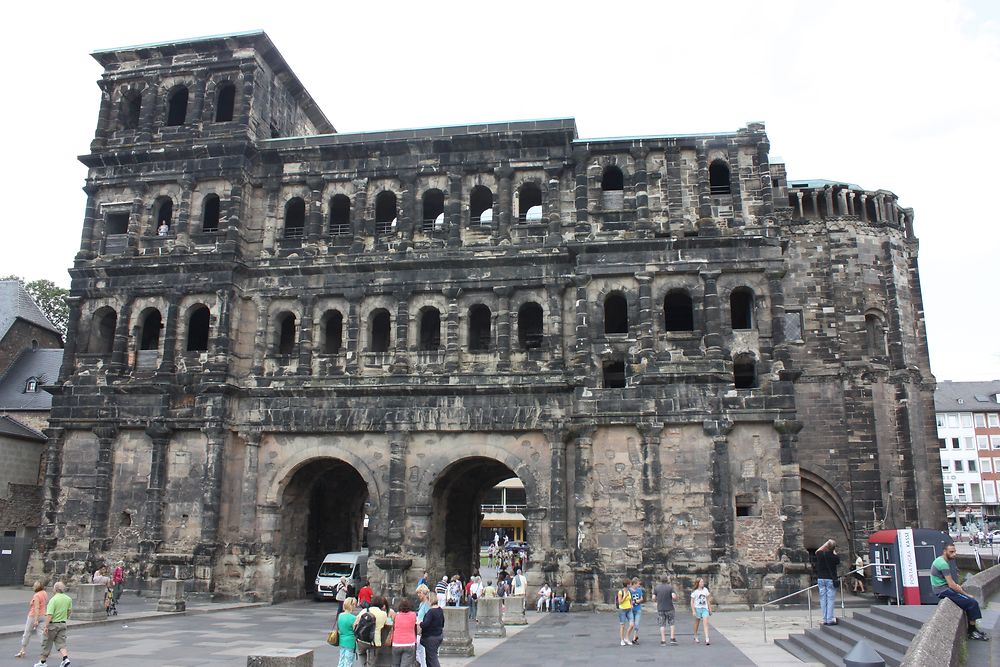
[91,566,110,587]
[391,598,419,667]
[15,580,47,659]
[446,575,462,606]
[336,597,358,667]
[690,577,713,645]
[932,543,990,641]
[415,585,431,667]
[355,596,390,666]
[852,554,866,594]
[36,580,72,667]
[616,578,635,646]
[434,577,448,607]
[417,571,428,589]
[467,576,481,620]
[511,569,526,597]
[814,539,840,625]
[420,596,445,667]
[358,580,373,608]
[335,576,349,617]
[652,574,678,645]
[536,582,552,612]
[111,561,125,604]
[629,577,645,644]
[481,580,497,597]
[157,222,170,236]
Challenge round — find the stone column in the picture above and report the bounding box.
[137,84,157,140]
[858,193,868,222]
[494,286,512,372]
[823,187,834,219]
[847,191,856,217]
[143,420,173,547]
[443,287,461,372]
[306,177,324,241]
[298,296,315,374]
[635,272,654,365]
[90,425,118,544]
[251,298,268,377]
[386,429,409,548]
[546,428,568,549]
[208,289,232,373]
[572,148,591,239]
[199,425,226,546]
[345,288,362,375]
[475,596,506,637]
[545,282,565,369]
[399,173,417,250]
[391,291,410,374]
[239,430,262,540]
[631,147,651,233]
[837,188,849,217]
[92,81,113,142]
[700,270,724,360]
[158,298,180,373]
[571,274,592,375]
[38,427,66,539]
[447,173,462,247]
[174,177,194,246]
[351,179,368,254]
[705,419,734,561]
[544,166,562,246]
[439,605,474,656]
[496,167,513,241]
[110,299,133,373]
[636,423,664,555]
[767,269,790,365]
[695,146,715,235]
[757,138,773,211]
[58,296,83,382]
[572,427,596,562]
[808,191,819,221]
[189,77,206,124]
[774,419,806,558]
[794,191,804,219]
[77,184,101,259]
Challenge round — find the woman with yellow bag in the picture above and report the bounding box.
[330,597,358,666]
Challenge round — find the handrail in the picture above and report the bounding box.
[757,562,900,643]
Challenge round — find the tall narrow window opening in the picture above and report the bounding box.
[284,197,306,238]
[866,313,887,357]
[422,189,445,232]
[730,287,754,330]
[277,312,297,355]
[375,191,397,236]
[329,194,351,235]
[371,310,391,353]
[604,292,629,334]
[90,307,117,354]
[419,308,441,351]
[140,310,162,351]
[123,92,142,130]
[517,302,543,349]
[663,290,694,332]
[154,197,173,234]
[601,166,625,210]
[468,304,492,351]
[202,194,220,232]
[517,183,543,222]
[603,360,626,388]
[709,159,731,195]
[470,186,494,224]
[166,87,189,126]
[733,354,757,388]
[214,83,235,122]
[186,305,210,352]
[323,310,343,354]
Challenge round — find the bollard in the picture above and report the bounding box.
[157,579,186,612]
[501,595,527,625]
[439,605,475,656]
[843,640,886,667]
[247,648,314,666]
[73,583,108,621]
[475,597,506,638]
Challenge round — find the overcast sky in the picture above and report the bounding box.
[1,0,996,380]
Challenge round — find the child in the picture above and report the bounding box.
[690,578,713,645]
[616,578,635,646]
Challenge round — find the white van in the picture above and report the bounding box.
[314,551,368,601]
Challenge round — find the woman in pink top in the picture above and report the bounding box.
[390,598,420,667]
[15,581,48,658]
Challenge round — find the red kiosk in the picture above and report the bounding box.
[868,528,950,605]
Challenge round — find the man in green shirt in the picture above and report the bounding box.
[35,580,72,667]
[930,543,988,641]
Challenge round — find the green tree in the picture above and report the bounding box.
[2,275,69,336]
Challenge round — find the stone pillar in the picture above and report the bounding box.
[239,430,262,539]
[174,177,194,245]
[695,146,715,234]
[808,191,819,221]
[545,282,565,369]
[493,286,512,372]
[157,579,186,612]
[475,597,506,637]
[439,605,474,656]
[77,184,101,259]
[823,187,834,219]
[794,191,804,219]
[636,423,664,555]
[158,298,180,373]
[109,299,133,373]
[399,173,416,250]
[443,287,461,372]
[847,191,856,217]
[700,270,724,359]
[90,425,118,543]
[447,173,462,247]
[73,583,108,621]
[138,84,157,139]
[143,420,172,546]
[546,428,568,549]
[58,297,83,382]
[767,270,790,365]
[635,272,654,365]
[572,148,591,239]
[391,291,410,374]
[705,419,734,561]
[496,167,513,241]
[208,289,233,373]
[571,275,592,375]
[631,147,651,232]
[298,296,315,374]
[251,298,268,377]
[92,81,113,142]
[200,425,227,546]
[544,166,562,246]
[837,188,849,217]
[189,77,206,124]
[386,429,409,548]
[572,427,596,563]
[858,193,868,222]
[345,288,362,375]
[501,595,527,625]
[38,427,66,538]
[247,649,314,667]
[351,179,368,253]
[774,420,806,558]
[757,138,773,211]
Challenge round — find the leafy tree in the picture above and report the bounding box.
[2,275,69,335]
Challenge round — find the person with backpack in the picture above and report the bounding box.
[354,596,389,666]
[616,578,635,646]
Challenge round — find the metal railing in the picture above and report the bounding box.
[758,562,900,643]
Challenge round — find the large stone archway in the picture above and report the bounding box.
[800,467,851,555]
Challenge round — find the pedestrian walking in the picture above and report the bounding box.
[336,597,358,667]
[15,581,47,659]
[35,580,72,667]
[852,554,866,594]
[652,574,678,646]
[814,539,840,625]
[434,576,448,607]
[615,578,635,646]
[932,542,990,641]
[446,575,462,606]
[335,576,349,617]
[390,598,419,667]
[415,585,431,667]
[511,569,526,597]
[420,596,444,667]
[629,577,645,644]
[355,596,390,666]
[358,580,373,608]
[690,578,713,645]
[111,561,125,604]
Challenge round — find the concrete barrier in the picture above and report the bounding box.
[901,563,1000,666]
[157,579,186,612]
[501,595,527,625]
[247,648,314,666]
[475,596,506,638]
[439,605,474,656]
[73,583,108,621]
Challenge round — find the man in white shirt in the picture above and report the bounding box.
[536,583,552,612]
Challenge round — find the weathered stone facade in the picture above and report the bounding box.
[29,32,944,606]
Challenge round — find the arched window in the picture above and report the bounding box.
[865,312,887,357]
[422,189,445,232]
[603,359,626,388]
[730,287,754,330]
[122,91,142,130]
[284,197,306,238]
[166,87,189,126]
[419,307,441,351]
[517,183,543,222]
[733,353,757,389]
[89,307,117,354]
[470,186,494,224]
[153,197,173,235]
[370,309,391,353]
[214,83,236,122]
[375,191,397,236]
[202,194,220,233]
[329,194,351,235]
[186,305,210,352]
[276,312,297,355]
[709,159,731,195]
[601,165,624,210]
[866,197,879,223]
[517,302,543,349]
[139,310,162,351]
[663,290,694,332]
[604,292,629,334]
[322,310,343,354]
[468,304,492,352]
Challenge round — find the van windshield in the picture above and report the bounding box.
[318,562,354,578]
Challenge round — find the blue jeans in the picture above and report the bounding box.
[937,589,983,626]
[817,578,835,623]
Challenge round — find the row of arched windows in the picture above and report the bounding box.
[120,82,236,131]
[131,194,222,236]
[86,305,211,355]
[602,287,754,334]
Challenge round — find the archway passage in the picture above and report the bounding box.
[430,457,523,580]
[277,458,368,601]
[800,469,851,559]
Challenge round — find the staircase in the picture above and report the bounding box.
[776,604,936,666]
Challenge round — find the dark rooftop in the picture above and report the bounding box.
[935,381,1000,412]
[0,348,63,411]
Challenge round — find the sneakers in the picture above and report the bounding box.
[620,640,627,646]
[624,638,633,645]
[694,636,699,643]
[632,636,639,644]
[969,630,990,641]
[670,638,678,645]
[705,640,711,645]
[32,662,45,667]
[660,639,666,646]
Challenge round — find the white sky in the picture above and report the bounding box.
[1,0,997,380]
